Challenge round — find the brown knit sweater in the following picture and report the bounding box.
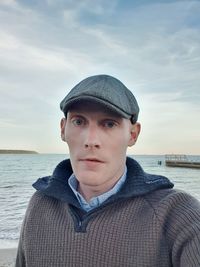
[15,158,200,267]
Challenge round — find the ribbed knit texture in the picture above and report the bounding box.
[15,158,200,266]
[16,189,200,267]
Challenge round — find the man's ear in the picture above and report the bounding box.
[128,122,141,147]
[60,118,67,141]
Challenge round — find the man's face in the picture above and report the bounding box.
[61,102,140,196]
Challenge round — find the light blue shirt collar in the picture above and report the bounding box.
[68,166,127,212]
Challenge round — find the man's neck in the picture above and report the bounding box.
[77,173,125,203]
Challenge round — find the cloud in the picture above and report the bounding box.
[0,0,200,153]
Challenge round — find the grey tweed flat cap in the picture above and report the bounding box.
[60,74,139,123]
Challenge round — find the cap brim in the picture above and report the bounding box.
[60,96,132,119]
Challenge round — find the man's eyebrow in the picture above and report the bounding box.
[68,112,85,118]
[101,116,122,121]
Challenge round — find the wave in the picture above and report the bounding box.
[0,185,16,189]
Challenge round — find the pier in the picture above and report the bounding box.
[165,154,200,169]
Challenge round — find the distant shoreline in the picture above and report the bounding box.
[0,150,38,154]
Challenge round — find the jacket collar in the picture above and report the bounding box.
[33,157,174,209]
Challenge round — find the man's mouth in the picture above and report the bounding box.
[79,158,104,163]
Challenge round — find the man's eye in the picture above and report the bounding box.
[103,121,117,128]
[72,118,84,126]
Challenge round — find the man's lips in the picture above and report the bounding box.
[79,158,105,163]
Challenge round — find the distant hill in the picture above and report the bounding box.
[0,150,38,154]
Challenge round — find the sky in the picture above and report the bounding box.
[0,0,199,155]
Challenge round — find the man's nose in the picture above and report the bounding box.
[84,124,100,149]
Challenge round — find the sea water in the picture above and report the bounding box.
[0,154,199,249]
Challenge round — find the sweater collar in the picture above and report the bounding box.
[33,157,174,209]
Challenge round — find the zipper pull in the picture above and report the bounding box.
[78,220,82,229]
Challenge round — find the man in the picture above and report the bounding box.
[16,74,200,267]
